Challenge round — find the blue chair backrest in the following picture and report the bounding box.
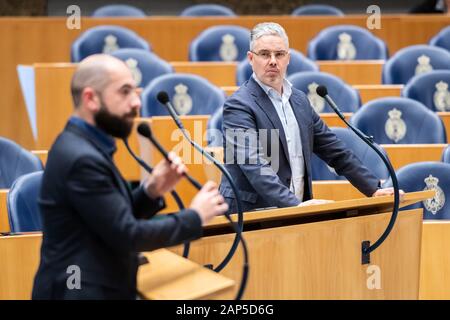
[71,25,150,62]
[384,162,450,219]
[0,137,43,189]
[307,25,388,60]
[430,26,450,52]
[7,171,43,232]
[180,4,236,16]
[141,73,226,117]
[350,97,447,144]
[311,127,389,180]
[189,25,250,62]
[402,70,450,112]
[292,4,344,16]
[207,106,224,146]
[92,4,146,17]
[287,71,360,113]
[442,145,450,163]
[236,49,318,85]
[110,48,173,88]
[382,45,450,85]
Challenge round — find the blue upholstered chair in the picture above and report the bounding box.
[180,4,235,16]
[189,25,250,62]
[92,4,146,17]
[402,70,450,111]
[311,127,389,180]
[350,97,447,144]
[0,137,43,189]
[110,48,173,88]
[236,49,318,85]
[141,73,225,117]
[287,71,360,113]
[430,26,450,52]
[7,171,43,232]
[382,45,450,85]
[206,106,224,147]
[307,25,388,61]
[292,4,344,16]
[71,25,150,62]
[384,162,450,219]
[442,145,450,163]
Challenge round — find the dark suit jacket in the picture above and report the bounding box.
[219,77,380,213]
[32,122,202,300]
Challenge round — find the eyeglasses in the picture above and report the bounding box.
[251,50,289,60]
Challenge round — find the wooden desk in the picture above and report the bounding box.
[0,191,435,300]
[0,190,8,233]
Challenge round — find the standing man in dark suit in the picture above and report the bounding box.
[32,54,228,299]
[219,22,397,213]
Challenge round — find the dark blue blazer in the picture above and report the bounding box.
[219,77,380,213]
[32,122,202,299]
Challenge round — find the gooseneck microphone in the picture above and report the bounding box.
[122,138,191,258]
[316,85,401,264]
[155,92,248,300]
[137,124,202,190]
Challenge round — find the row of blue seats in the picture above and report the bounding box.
[71,24,450,68]
[89,4,345,17]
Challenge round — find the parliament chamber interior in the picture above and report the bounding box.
[1,0,450,300]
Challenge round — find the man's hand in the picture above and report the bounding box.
[298,199,334,207]
[144,152,186,199]
[190,181,228,225]
[372,187,405,201]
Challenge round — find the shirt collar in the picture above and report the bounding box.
[68,116,117,156]
[252,73,293,100]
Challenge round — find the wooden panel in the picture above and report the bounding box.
[0,233,42,300]
[354,85,403,104]
[318,60,383,85]
[383,144,446,170]
[0,190,9,233]
[31,150,48,166]
[171,61,237,87]
[174,208,422,299]
[420,221,450,300]
[437,112,450,143]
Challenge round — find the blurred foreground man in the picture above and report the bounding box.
[32,54,228,299]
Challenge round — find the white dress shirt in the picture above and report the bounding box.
[252,73,305,201]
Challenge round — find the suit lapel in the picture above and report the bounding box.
[247,78,291,163]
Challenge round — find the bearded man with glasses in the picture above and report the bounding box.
[219,22,397,214]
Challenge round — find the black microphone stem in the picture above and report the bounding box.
[320,91,400,263]
[122,138,191,258]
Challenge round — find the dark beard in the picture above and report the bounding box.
[94,103,137,139]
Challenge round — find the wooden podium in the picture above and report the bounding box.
[0,191,434,299]
[172,190,434,300]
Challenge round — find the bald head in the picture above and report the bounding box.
[71,54,130,108]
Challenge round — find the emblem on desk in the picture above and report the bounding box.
[423,174,445,215]
[102,34,119,54]
[385,108,406,143]
[433,81,450,111]
[415,55,433,76]
[125,58,142,86]
[307,82,325,113]
[173,83,193,115]
[337,33,356,60]
[220,34,238,62]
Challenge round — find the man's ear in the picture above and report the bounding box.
[247,51,253,66]
[82,87,100,112]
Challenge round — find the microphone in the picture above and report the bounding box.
[156,91,248,300]
[137,123,203,191]
[316,85,401,264]
[122,138,191,258]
